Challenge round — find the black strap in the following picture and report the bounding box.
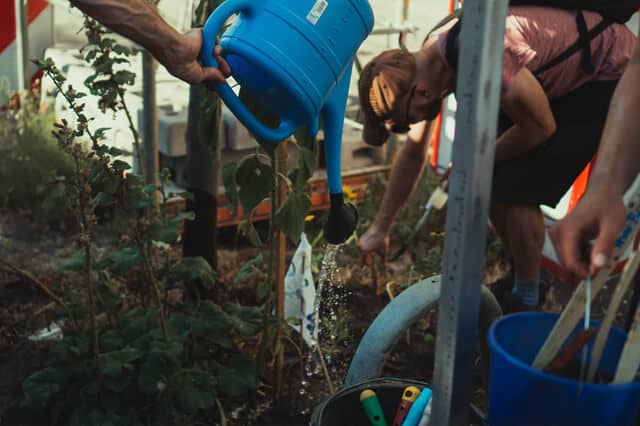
[577,11,595,74]
[533,13,613,75]
[445,11,614,77]
[445,18,462,70]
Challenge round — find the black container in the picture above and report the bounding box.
[310,377,486,426]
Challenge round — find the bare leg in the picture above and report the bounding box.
[490,203,545,306]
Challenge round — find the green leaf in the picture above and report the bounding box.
[225,303,263,335]
[50,335,90,362]
[84,49,98,63]
[238,220,262,248]
[113,70,136,86]
[108,147,123,157]
[222,162,239,215]
[121,308,158,342]
[195,85,222,155]
[256,281,271,300]
[92,191,114,208]
[112,159,131,172]
[234,254,263,284]
[292,126,318,190]
[174,191,194,202]
[102,374,133,393]
[98,246,142,275]
[125,188,155,210]
[273,190,311,244]
[60,249,88,272]
[100,347,143,377]
[69,407,137,426]
[172,211,196,223]
[169,257,216,289]
[238,88,280,154]
[294,126,317,151]
[148,212,193,243]
[217,354,257,397]
[166,312,202,342]
[197,302,233,337]
[236,155,274,212]
[126,173,145,185]
[142,184,162,194]
[137,339,184,394]
[99,330,125,352]
[149,222,179,244]
[102,173,122,194]
[22,367,64,408]
[175,370,217,414]
[94,127,111,140]
[113,45,132,56]
[138,350,170,395]
[298,147,317,188]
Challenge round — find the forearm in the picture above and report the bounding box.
[374,123,431,232]
[494,124,550,163]
[589,57,640,195]
[70,0,182,66]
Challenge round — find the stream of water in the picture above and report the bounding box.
[299,243,353,413]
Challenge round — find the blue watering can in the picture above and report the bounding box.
[200,0,375,244]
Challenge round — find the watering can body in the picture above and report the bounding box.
[200,0,374,243]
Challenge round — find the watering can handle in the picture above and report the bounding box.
[200,0,299,143]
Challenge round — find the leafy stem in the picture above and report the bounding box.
[118,91,145,177]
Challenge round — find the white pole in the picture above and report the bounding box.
[15,0,30,90]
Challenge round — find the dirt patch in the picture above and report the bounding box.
[7,200,632,425]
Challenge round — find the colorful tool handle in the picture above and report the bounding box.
[417,398,433,426]
[392,386,421,426]
[402,388,432,426]
[360,389,388,426]
[200,0,298,143]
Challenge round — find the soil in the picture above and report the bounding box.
[0,205,635,426]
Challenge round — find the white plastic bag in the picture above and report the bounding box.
[284,233,317,346]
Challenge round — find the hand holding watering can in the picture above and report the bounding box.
[199,0,375,244]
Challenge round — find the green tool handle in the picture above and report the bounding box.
[360,390,388,426]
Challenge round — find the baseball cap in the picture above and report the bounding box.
[358,49,416,146]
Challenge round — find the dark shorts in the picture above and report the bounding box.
[492,79,619,207]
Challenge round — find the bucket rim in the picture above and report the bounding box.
[488,311,640,390]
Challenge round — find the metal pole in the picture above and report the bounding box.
[430,1,509,425]
[15,0,30,90]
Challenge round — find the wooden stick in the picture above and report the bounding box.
[533,174,640,370]
[614,297,640,383]
[274,141,288,398]
[315,343,336,395]
[0,260,80,331]
[587,249,640,381]
[544,328,597,375]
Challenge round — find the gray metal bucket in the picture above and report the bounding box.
[309,377,486,426]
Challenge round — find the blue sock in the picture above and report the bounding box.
[512,276,539,307]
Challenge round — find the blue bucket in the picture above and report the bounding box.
[488,312,640,426]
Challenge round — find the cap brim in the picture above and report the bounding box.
[362,112,390,147]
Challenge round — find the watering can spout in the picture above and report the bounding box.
[321,64,358,244]
[325,193,358,245]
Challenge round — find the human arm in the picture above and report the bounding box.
[69,0,230,84]
[359,120,432,260]
[549,42,640,278]
[496,67,557,162]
